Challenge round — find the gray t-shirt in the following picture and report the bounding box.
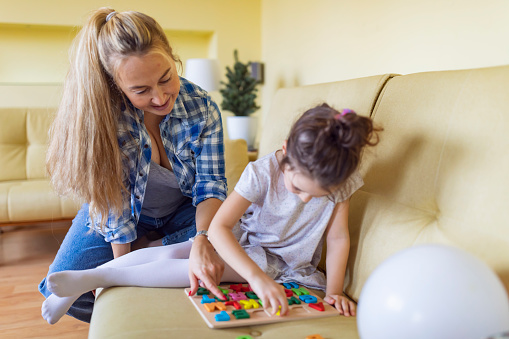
[233,151,363,290]
[141,161,188,218]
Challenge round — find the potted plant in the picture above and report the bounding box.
[220,50,260,150]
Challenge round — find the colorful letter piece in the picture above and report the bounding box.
[230,284,242,293]
[284,289,293,297]
[201,295,216,304]
[197,287,209,295]
[232,309,250,319]
[214,310,230,322]
[292,287,310,296]
[225,301,242,310]
[309,302,325,312]
[229,284,251,292]
[204,302,227,313]
[306,335,324,339]
[288,296,301,305]
[282,282,299,289]
[217,286,229,295]
[215,294,229,302]
[245,291,258,299]
[236,336,253,339]
[229,292,248,301]
[299,295,318,303]
[240,299,260,309]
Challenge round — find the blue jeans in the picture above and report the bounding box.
[38,198,196,323]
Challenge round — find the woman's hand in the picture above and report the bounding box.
[324,294,356,316]
[249,274,289,316]
[188,236,226,300]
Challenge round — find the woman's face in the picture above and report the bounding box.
[116,52,180,116]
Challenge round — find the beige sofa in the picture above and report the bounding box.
[0,108,79,226]
[83,64,508,338]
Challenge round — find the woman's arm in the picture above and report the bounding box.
[188,197,226,299]
[323,200,356,316]
[208,191,289,315]
[111,243,131,258]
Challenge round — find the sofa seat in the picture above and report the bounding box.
[0,179,77,223]
[90,287,359,339]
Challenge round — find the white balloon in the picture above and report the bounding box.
[357,244,509,339]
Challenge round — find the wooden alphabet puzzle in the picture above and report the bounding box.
[184,283,339,328]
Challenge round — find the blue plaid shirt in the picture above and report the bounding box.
[89,77,227,244]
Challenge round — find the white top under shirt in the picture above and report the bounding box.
[233,151,364,291]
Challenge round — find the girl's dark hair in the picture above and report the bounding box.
[280,103,380,190]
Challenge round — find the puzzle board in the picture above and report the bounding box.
[184,283,339,329]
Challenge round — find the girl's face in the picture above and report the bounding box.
[116,52,180,116]
[283,167,330,203]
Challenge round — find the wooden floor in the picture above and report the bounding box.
[0,223,89,338]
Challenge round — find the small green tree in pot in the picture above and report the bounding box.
[220,50,259,150]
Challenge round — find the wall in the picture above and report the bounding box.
[0,0,261,106]
[261,0,509,121]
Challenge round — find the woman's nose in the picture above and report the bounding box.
[152,87,166,105]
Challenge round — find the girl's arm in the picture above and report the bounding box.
[208,191,289,316]
[323,199,356,316]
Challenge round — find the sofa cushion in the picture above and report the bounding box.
[0,109,27,181]
[346,65,509,301]
[90,287,359,339]
[0,108,54,182]
[0,179,79,223]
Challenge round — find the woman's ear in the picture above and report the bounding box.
[282,140,287,155]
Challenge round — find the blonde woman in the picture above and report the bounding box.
[39,8,227,323]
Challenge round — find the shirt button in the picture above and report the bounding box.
[139,172,143,176]
[144,144,149,148]
[135,195,140,200]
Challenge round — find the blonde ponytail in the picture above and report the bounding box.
[47,8,179,227]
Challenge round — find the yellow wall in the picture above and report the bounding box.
[0,0,261,85]
[261,0,509,120]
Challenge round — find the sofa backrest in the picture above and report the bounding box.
[262,65,509,303]
[0,108,54,182]
[258,74,394,157]
[347,65,509,300]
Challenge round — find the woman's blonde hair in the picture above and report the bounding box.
[46,8,180,227]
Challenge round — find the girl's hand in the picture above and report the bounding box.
[324,294,356,316]
[249,275,289,316]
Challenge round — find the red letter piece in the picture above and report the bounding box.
[225,301,242,310]
[229,284,243,292]
[309,302,325,312]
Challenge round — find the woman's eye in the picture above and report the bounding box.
[160,78,171,84]
[135,89,147,95]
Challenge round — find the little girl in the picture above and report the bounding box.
[42,103,379,324]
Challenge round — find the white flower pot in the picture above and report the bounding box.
[226,116,257,150]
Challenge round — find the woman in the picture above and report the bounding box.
[39,8,226,323]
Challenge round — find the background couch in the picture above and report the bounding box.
[0,108,79,226]
[28,64,507,338]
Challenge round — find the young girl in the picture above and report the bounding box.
[42,104,380,324]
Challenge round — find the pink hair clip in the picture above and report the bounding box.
[335,108,356,119]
